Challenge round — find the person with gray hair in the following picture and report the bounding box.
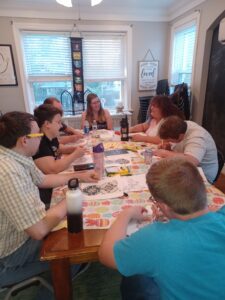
[99,157,225,300]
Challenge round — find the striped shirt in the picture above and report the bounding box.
[0,146,46,258]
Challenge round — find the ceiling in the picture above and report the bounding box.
[0,0,206,21]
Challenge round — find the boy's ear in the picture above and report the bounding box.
[17,135,27,147]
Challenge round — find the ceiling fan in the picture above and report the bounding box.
[56,0,103,8]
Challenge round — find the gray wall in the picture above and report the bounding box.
[0,17,169,124]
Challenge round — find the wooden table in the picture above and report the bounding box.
[40,228,106,300]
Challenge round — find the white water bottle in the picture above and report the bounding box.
[66,178,84,233]
[92,119,98,134]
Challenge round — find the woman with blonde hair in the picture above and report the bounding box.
[81,93,113,130]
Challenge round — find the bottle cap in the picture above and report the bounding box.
[93,142,104,153]
[68,178,79,190]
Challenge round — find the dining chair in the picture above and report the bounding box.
[0,276,53,300]
[213,150,224,183]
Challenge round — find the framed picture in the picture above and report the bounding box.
[139,61,158,91]
[0,44,18,86]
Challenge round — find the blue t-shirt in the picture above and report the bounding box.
[114,206,225,300]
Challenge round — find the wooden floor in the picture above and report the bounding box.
[214,173,225,194]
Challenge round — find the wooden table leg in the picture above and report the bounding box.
[50,258,73,300]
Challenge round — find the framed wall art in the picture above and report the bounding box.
[139,61,158,91]
[0,44,18,86]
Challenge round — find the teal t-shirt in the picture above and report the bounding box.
[114,206,225,300]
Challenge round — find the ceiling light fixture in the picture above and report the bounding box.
[91,0,103,6]
[56,0,72,8]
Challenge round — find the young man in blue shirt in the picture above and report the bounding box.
[99,157,225,300]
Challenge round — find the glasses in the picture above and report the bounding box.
[26,133,44,139]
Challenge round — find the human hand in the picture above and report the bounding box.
[158,141,171,150]
[122,206,149,222]
[73,146,85,158]
[79,170,99,182]
[131,134,145,142]
[74,130,84,139]
[153,149,170,158]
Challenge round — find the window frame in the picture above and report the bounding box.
[13,22,132,113]
[168,11,200,88]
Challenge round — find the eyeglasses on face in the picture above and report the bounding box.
[26,133,44,138]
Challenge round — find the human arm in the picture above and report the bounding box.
[129,122,149,133]
[34,146,85,174]
[131,134,161,144]
[39,170,99,189]
[81,112,87,129]
[98,206,147,269]
[104,109,113,130]
[153,149,199,165]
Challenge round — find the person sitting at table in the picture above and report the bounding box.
[44,97,83,144]
[0,111,98,300]
[99,157,225,300]
[154,115,218,183]
[33,104,86,208]
[81,93,113,130]
[129,95,184,144]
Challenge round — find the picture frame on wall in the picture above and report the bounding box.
[0,44,18,86]
[139,61,158,91]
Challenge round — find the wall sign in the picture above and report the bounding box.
[138,61,158,91]
[0,44,18,86]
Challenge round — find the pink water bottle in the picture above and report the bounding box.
[93,143,104,179]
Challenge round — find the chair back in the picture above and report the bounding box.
[214,150,224,182]
[138,96,153,123]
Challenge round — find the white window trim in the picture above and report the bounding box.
[168,11,200,88]
[12,22,132,113]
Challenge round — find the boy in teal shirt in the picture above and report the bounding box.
[99,158,225,299]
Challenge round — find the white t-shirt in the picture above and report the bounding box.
[173,121,218,183]
[145,119,164,136]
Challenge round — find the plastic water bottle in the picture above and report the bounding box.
[66,178,84,233]
[84,120,90,136]
[92,119,98,137]
[93,143,104,179]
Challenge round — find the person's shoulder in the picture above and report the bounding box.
[104,109,111,116]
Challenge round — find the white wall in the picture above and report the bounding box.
[0,17,169,125]
[170,0,225,124]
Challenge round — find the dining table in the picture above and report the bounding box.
[40,135,225,300]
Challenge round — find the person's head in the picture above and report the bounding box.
[43,97,63,111]
[147,95,184,121]
[86,93,105,123]
[146,158,207,218]
[158,115,187,143]
[34,104,63,139]
[0,111,42,156]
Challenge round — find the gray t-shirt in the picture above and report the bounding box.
[173,121,218,183]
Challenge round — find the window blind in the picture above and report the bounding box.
[171,24,196,86]
[83,36,125,80]
[22,33,72,76]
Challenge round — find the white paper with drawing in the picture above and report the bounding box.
[80,176,123,200]
[121,174,148,192]
[105,154,132,166]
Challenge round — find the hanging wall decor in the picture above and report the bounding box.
[70,37,84,104]
[0,44,18,86]
[138,61,158,91]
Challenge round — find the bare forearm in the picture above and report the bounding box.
[142,135,161,144]
[130,123,146,133]
[40,173,77,188]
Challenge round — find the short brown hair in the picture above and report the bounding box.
[146,158,207,215]
[0,111,35,148]
[43,97,60,105]
[159,116,187,139]
[34,104,62,128]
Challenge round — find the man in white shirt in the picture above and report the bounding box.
[154,116,218,183]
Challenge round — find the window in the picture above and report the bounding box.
[21,30,128,113]
[169,12,199,87]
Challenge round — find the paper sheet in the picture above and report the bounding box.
[121,174,149,192]
[80,176,123,200]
